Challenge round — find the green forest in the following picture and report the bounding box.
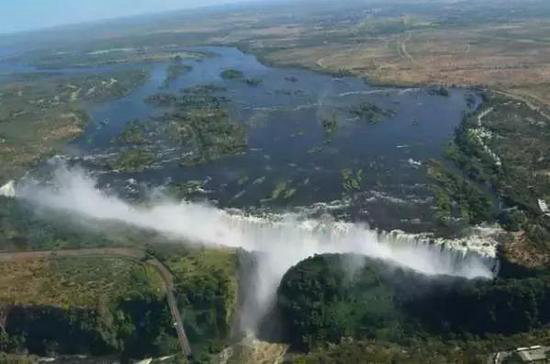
[276,254,550,354]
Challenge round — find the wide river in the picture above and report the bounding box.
[25,46,480,233]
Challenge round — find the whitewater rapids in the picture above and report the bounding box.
[14,165,496,331]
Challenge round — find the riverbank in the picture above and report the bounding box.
[0,68,149,185]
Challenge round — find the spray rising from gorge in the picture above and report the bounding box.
[14,165,496,331]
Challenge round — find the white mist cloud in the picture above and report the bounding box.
[16,164,495,331]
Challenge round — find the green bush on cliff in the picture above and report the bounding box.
[277,254,550,351]
[277,254,405,350]
[161,248,239,357]
[0,201,241,360]
[0,255,174,358]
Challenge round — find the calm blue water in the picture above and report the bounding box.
[41,46,478,231]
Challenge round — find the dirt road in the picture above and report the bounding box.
[146,258,192,356]
[0,247,192,357]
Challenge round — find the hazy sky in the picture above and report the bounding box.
[0,0,247,34]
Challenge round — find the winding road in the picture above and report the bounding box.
[400,31,415,64]
[0,247,193,358]
[146,258,192,357]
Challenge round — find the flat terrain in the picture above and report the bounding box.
[0,249,163,308]
[5,1,550,105]
[0,243,236,359]
[22,0,544,105]
[0,70,148,184]
[215,1,550,105]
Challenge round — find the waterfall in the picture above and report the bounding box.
[15,164,497,332]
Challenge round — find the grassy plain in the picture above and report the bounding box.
[0,69,148,184]
[6,1,550,105]
[0,197,242,358]
[0,249,177,357]
[14,48,207,70]
[0,256,164,308]
[223,1,550,105]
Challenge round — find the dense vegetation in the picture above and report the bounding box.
[0,198,241,361]
[110,148,155,172]
[143,85,246,166]
[0,69,149,184]
[148,245,240,362]
[167,108,247,166]
[289,329,550,364]
[428,160,493,225]
[341,168,364,194]
[220,69,244,80]
[436,92,550,265]
[349,102,395,123]
[0,255,177,359]
[277,254,550,352]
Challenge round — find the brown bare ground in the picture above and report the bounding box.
[257,26,550,106]
[182,9,550,106]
